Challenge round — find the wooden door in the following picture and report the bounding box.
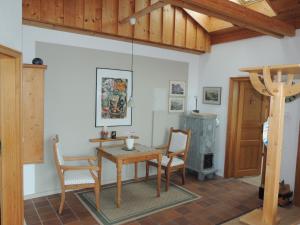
[225,77,269,178]
[0,45,23,225]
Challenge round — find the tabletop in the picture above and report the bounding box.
[89,136,139,143]
[97,144,162,159]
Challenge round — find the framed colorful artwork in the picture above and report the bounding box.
[95,68,132,127]
[169,80,186,96]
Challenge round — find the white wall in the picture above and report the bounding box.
[35,42,188,196]
[198,30,300,189]
[22,25,200,197]
[22,24,300,196]
[0,0,22,51]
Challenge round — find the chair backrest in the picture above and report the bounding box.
[52,135,64,178]
[167,127,191,160]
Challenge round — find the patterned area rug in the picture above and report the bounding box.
[76,179,200,225]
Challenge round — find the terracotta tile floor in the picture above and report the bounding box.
[24,174,262,225]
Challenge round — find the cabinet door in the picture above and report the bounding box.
[23,65,46,164]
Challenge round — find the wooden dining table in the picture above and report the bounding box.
[96,144,162,208]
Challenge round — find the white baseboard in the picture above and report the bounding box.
[24,188,62,200]
[23,174,154,200]
[216,171,224,177]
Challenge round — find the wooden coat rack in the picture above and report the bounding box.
[239,64,300,225]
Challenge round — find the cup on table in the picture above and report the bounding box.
[111,131,117,139]
[126,138,135,150]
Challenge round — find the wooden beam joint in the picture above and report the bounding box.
[119,1,167,24]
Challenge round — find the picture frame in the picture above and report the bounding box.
[203,87,222,105]
[95,68,132,127]
[168,97,185,113]
[169,80,186,96]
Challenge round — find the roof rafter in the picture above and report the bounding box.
[119,0,167,24]
[265,0,300,14]
[162,0,295,38]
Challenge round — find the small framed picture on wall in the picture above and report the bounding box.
[203,87,222,105]
[169,80,186,96]
[169,97,185,113]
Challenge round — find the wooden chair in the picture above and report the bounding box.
[52,135,100,214]
[146,128,191,191]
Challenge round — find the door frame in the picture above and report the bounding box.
[224,77,249,178]
[294,122,300,206]
[0,44,23,225]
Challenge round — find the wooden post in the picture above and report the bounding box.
[262,84,285,225]
[239,64,300,225]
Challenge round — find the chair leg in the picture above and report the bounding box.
[146,161,149,180]
[182,167,186,185]
[165,168,170,192]
[95,184,100,211]
[58,190,65,214]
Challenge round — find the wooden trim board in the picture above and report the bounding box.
[0,44,24,225]
[294,123,300,207]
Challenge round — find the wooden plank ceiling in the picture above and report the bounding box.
[22,0,210,53]
[22,0,299,54]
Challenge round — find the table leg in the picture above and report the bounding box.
[116,160,122,208]
[157,154,162,197]
[97,151,102,208]
[134,162,138,181]
[97,151,102,191]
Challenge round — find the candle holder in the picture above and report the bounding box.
[100,126,109,139]
[192,96,200,113]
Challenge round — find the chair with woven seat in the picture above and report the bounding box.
[52,135,100,214]
[146,127,191,191]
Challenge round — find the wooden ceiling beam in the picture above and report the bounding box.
[119,0,167,24]
[266,0,300,14]
[211,28,262,45]
[162,0,295,38]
